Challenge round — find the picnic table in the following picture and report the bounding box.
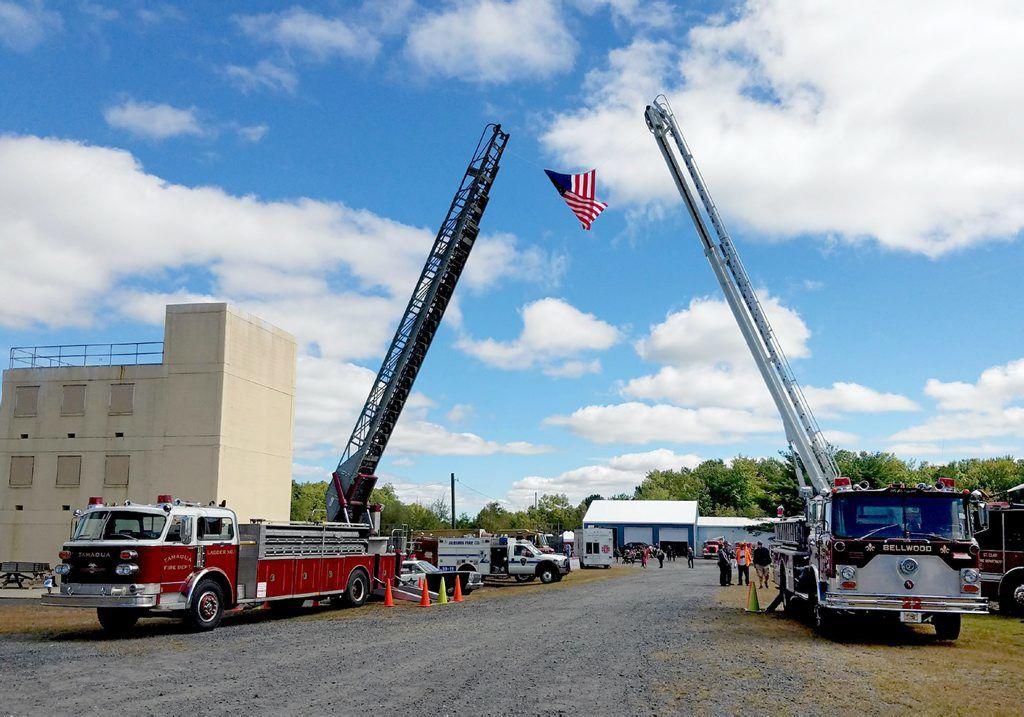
[1,562,51,589]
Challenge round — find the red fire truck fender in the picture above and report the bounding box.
[182,568,234,608]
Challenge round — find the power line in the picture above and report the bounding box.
[454,477,506,505]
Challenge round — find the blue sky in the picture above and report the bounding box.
[2,1,1023,512]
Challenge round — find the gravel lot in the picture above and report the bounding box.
[1,561,1020,715]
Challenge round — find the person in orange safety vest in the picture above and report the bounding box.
[735,543,753,586]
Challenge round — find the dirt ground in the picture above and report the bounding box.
[1,561,1021,715]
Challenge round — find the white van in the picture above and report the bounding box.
[578,528,614,568]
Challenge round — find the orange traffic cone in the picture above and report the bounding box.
[418,577,431,607]
[452,576,464,603]
[384,579,395,607]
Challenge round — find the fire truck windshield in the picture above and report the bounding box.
[832,495,968,541]
[72,510,168,541]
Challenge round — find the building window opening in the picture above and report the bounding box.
[103,455,130,486]
[109,383,135,415]
[61,384,86,416]
[9,456,34,487]
[19,434,28,439]
[15,505,23,511]
[56,455,82,487]
[115,432,124,438]
[67,433,76,439]
[62,505,71,511]
[14,385,39,418]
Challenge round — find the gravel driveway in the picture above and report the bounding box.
[0,561,953,715]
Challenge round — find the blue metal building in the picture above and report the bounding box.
[582,500,699,553]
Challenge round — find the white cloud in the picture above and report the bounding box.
[237,124,269,143]
[0,1,61,52]
[890,358,1024,446]
[505,448,701,507]
[406,0,577,83]
[462,233,566,292]
[0,136,548,344]
[624,295,916,418]
[225,60,299,94]
[821,430,859,447]
[636,294,810,366]
[888,442,1019,459]
[542,3,1024,256]
[803,383,919,417]
[236,7,378,61]
[572,0,679,31]
[545,402,780,445]
[104,100,203,140]
[457,297,619,375]
[445,403,475,424]
[924,359,1024,412]
[543,359,601,379]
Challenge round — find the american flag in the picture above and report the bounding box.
[544,168,608,230]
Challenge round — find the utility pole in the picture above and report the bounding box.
[451,472,456,529]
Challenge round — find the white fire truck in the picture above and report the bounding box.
[646,97,987,639]
[416,536,570,584]
[578,528,614,569]
[42,495,398,633]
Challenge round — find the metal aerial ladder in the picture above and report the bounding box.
[325,124,510,524]
[644,96,838,497]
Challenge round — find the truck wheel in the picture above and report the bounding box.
[342,570,369,607]
[933,614,961,640]
[186,579,225,631]
[97,608,140,636]
[999,575,1024,615]
[515,575,534,583]
[538,565,557,584]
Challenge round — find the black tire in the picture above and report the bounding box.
[538,564,557,584]
[933,613,961,640]
[97,608,140,636]
[514,574,534,583]
[342,569,369,607]
[186,579,225,631]
[999,575,1024,616]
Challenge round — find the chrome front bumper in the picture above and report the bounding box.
[41,593,158,608]
[824,592,988,614]
[41,582,162,609]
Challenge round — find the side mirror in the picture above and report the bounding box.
[973,504,989,532]
[180,516,194,544]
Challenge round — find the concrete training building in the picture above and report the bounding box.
[0,303,297,564]
[582,500,776,555]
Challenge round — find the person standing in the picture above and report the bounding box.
[717,543,732,586]
[753,541,772,589]
[640,546,649,570]
[686,545,695,569]
[735,542,752,586]
[657,549,665,569]
[42,572,54,595]
[613,547,620,564]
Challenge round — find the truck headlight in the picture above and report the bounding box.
[54,564,70,575]
[115,563,139,576]
[839,565,856,581]
[960,568,980,584]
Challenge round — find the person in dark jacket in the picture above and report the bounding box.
[686,545,695,568]
[753,541,772,588]
[717,542,732,585]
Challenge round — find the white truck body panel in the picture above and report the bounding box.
[579,528,614,568]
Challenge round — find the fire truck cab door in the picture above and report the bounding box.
[196,513,238,583]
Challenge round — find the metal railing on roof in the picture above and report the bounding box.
[8,342,164,369]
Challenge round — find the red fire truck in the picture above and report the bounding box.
[40,125,510,635]
[43,495,398,633]
[976,501,1024,614]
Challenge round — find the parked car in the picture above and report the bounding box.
[399,559,483,594]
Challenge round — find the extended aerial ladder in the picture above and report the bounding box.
[325,124,510,524]
[644,97,838,499]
